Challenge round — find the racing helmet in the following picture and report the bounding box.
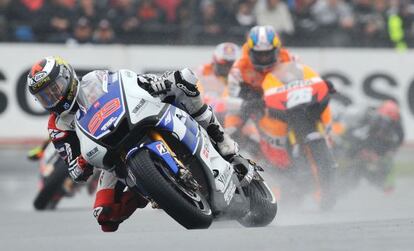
[377,100,400,121]
[247,25,281,72]
[27,56,79,115]
[212,42,241,77]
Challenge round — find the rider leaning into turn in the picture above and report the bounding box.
[26,56,254,232]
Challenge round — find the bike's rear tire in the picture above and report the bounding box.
[33,158,68,210]
[128,149,213,229]
[238,180,277,227]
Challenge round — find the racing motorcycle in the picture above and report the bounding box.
[28,141,99,210]
[75,70,277,229]
[337,111,400,193]
[256,62,337,209]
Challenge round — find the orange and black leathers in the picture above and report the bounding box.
[225,43,295,132]
[258,64,332,168]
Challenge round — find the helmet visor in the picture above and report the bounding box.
[34,76,70,109]
[214,60,233,77]
[250,49,277,69]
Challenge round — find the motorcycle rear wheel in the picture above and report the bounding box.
[128,149,213,229]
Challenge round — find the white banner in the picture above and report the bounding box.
[0,44,413,143]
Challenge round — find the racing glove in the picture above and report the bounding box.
[137,74,172,96]
[68,155,94,183]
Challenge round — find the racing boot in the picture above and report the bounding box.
[193,105,255,186]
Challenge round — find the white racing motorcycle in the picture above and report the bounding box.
[76,70,277,229]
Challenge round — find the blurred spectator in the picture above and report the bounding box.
[352,0,388,47]
[93,19,116,44]
[292,0,318,46]
[0,0,9,41]
[2,0,414,47]
[393,0,414,48]
[175,0,193,27]
[155,0,181,24]
[235,1,257,28]
[215,0,239,28]
[37,0,76,43]
[69,17,93,44]
[137,0,165,25]
[7,0,45,41]
[76,0,104,26]
[311,0,354,46]
[194,0,225,44]
[107,0,139,43]
[255,0,295,36]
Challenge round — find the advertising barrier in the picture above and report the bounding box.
[0,44,413,143]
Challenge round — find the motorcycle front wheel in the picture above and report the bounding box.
[33,158,68,210]
[128,149,213,229]
[305,139,337,210]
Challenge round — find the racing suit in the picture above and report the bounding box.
[48,68,242,232]
[195,63,243,124]
[196,62,228,98]
[225,43,295,135]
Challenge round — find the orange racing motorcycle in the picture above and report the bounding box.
[254,62,337,209]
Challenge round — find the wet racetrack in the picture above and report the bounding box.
[0,148,413,251]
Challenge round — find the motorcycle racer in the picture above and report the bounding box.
[225,25,296,135]
[196,42,241,122]
[27,56,255,232]
[341,100,404,192]
[197,42,240,95]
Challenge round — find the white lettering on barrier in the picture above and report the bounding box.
[1,45,414,142]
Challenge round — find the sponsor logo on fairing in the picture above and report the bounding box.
[217,164,233,188]
[156,143,168,155]
[88,98,121,134]
[86,147,99,158]
[101,116,117,131]
[132,99,146,114]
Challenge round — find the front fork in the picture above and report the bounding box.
[146,130,201,191]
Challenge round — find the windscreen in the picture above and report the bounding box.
[270,62,304,85]
[77,70,108,111]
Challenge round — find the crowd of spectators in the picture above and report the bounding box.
[0,0,414,48]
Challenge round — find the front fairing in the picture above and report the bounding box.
[75,70,165,170]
